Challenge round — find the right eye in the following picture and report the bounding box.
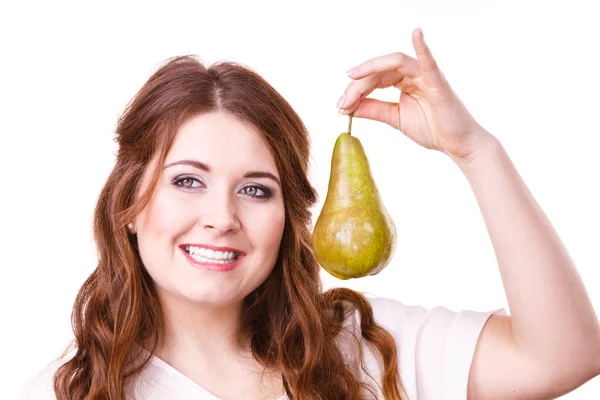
[173,176,203,189]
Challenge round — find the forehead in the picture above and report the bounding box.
[166,111,278,173]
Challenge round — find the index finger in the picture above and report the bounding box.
[339,52,420,113]
[347,51,420,80]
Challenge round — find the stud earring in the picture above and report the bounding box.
[127,222,135,232]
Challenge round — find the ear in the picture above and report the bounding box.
[127,222,137,234]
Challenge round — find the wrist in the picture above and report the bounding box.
[449,127,501,171]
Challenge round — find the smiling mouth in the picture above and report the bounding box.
[183,245,240,265]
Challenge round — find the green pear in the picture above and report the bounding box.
[312,123,397,280]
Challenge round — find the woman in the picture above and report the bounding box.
[21,28,600,399]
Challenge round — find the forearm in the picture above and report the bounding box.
[456,131,600,371]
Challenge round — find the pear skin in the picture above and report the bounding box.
[312,131,397,279]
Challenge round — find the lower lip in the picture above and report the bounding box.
[182,249,243,272]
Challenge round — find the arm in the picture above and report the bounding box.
[461,131,600,399]
[338,27,600,398]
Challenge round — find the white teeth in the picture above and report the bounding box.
[189,254,236,264]
[214,250,226,259]
[185,246,238,262]
[199,256,234,264]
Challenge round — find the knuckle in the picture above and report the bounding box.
[357,85,370,97]
[392,52,406,66]
[347,82,366,99]
[351,79,371,96]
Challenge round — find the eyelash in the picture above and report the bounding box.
[172,176,273,199]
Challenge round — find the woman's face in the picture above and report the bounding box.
[134,111,286,309]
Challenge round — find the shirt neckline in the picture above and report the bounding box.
[148,353,288,400]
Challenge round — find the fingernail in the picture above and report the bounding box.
[418,28,424,40]
[347,67,358,76]
[336,94,347,109]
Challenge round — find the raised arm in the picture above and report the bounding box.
[337,28,600,398]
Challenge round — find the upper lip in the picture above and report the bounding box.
[181,244,245,255]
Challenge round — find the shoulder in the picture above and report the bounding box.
[365,295,506,341]
[18,358,68,400]
[341,294,506,399]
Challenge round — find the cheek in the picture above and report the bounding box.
[246,204,286,249]
[137,188,192,254]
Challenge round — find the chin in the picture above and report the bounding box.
[174,285,245,308]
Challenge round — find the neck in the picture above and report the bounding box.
[154,289,252,368]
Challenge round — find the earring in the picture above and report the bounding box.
[127,222,135,232]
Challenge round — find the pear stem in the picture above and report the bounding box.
[347,112,354,136]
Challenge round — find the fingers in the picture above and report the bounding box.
[347,52,420,80]
[412,28,448,92]
[338,28,452,114]
[338,73,382,114]
[350,98,400,130]
[339,52,420,114]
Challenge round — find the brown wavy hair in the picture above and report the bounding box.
[53,55,407,399]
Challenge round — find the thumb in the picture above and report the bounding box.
[350,98,400,130]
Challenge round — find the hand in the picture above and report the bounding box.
[338,28,493,163]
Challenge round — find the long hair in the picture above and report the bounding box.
[53,55,406,399]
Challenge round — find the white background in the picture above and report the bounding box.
[2,0,599,397]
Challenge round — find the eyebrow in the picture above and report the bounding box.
[163,159,281,187]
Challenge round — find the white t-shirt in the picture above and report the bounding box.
[19,296,505,399]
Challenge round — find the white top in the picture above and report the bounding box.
[19,296,505,399]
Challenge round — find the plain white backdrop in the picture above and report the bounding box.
[2,0,599,397]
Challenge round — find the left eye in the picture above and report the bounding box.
[242,185,268,198]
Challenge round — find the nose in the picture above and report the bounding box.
[199,188,242,235]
